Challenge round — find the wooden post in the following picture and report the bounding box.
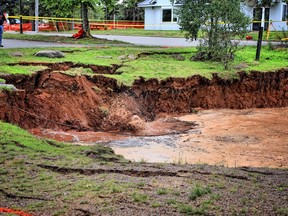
[255,7,265,61]
[19,0,23,34]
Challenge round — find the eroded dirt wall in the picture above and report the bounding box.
[132,69,288,113]
[0,69,287,131]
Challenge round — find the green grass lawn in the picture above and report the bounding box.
[4,33,128,45]
[0,45,287,85]
[89,28,186,38]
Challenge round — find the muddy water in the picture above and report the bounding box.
[111,108,288,168]
[30,108,288,168]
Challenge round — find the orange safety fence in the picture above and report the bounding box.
[0,207,33,216]
[4,20,144,32]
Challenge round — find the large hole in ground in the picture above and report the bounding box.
[1,64,287,167]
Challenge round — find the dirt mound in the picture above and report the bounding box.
[0,67,287,133]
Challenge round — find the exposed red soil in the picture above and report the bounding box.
[1,67,287,133]
[0,65,288,168]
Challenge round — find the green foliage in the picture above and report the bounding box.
[131,192,149,203]
[156,188,169,195]
[179,0,250,69]
[189,184,211,201]
[117,0,144,21]
[0,85,14,92]
[177,203,207,215]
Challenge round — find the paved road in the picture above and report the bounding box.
[1,31,273,48]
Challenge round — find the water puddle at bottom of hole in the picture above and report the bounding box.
[30,108,288,168]
[108,133,198,163]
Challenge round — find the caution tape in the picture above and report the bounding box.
[5,15,288,29]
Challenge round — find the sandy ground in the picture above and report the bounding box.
[110,108,288,168]
[31,108,288,168]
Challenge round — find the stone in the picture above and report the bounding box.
[35,50,65,58]
[128,54,137,60]
[95,56,113,59]
[233,62,249,70]
[10,51,23,57]
[171,54,185,61]
[118,55,127,60]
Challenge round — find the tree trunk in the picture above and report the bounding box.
[81,2,92,38]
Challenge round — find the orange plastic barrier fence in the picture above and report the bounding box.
[4,21,144,32]
[0,207,33,216]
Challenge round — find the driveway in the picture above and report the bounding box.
[2,31,273,48]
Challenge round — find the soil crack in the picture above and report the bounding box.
[0,189,51,201]
[37,164,250,180]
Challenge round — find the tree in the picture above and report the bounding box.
[178,0,250,69]
[101,0,117,20]
[118,0,144,21]
[42,0,99,37]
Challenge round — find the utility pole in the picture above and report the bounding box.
[19,0,23,34]
[35,0,39,32]
[255,7,265,61]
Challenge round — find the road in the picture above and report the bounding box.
[1,31,273,48]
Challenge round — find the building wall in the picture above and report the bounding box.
[270,3,287,31]
[142,1,287,31]
[241,4,254,31]
[144,7,159,30]
[144,6,180,30]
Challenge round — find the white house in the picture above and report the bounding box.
[138,0,288,31]
[138,0,182,30]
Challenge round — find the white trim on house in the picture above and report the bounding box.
[138,0,288,31]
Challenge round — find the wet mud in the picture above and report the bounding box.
[0,64,287,168]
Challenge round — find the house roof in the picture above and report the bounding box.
[138,0,157,7]
[138,0,183,7]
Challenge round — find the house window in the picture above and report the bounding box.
[173,9,178,22]
[162,9,172,22]
[162,9,178,22]
[283,5,288,21]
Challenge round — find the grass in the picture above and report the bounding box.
[189,184,212,201]
[0,120,287,215]
[156,188,169,195]
[1,45,287,86]
[90,28,186,38]
[4,32,127,45]
[131,192,149,203]
[247,30,288,41]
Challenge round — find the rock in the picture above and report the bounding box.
[95,56,113,59]
[10,51,23,57]
[118,55,127,60]
[234,62,249,70]
[35,50,65,58]
[128,54,137,60]
[171,54,185,61]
